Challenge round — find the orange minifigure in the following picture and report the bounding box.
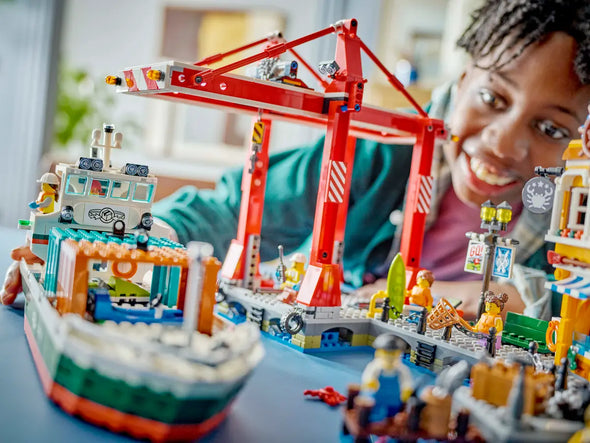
[408,270,434,311]
[28,172,59,214]
[474,291,508,334]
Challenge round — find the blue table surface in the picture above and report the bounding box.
[0,227,423,442]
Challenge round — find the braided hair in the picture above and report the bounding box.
[457,0,590,84]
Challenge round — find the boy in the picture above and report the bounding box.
[3,1,590,320]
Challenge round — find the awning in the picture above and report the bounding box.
[546,275,590,300]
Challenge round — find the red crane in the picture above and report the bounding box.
[107,18,447,308]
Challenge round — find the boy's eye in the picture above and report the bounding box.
[478,89,505,109]
[536,120,570,140]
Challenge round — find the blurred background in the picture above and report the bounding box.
[0,0,481,228]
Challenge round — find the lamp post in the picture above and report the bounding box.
[466,200,517,321]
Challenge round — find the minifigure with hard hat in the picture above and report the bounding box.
[281,252,306,291]
[29,172,60,214]
[360,333,413,423]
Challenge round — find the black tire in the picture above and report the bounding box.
[78,157,92,170]
[59,206,74,223]
[137,165,149,177]
[91,158,103,171]
[280,308,305,335]
[125,163,138,176]
[140,213,153,230]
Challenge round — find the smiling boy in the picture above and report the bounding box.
[415,4,590,318]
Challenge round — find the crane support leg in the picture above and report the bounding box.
[221,118,271,287]
[296,101,352,307]
[399,124,435,288]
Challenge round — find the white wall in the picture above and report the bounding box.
[0,0,62,227]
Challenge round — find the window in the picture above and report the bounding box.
[133,183,154,203]
[568,187,588,231]
[110,180,131,200]
[89,178,110,197]
[65,174,88,195]
[154,8,288,166]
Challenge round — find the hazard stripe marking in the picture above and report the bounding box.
[252,122,265,144]
[327,161,347,203]
[417,175,433,214]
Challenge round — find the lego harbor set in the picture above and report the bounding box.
[6,18,590,442]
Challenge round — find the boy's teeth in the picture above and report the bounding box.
[469,158,514,186]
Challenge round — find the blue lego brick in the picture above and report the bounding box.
[91,288,183,324]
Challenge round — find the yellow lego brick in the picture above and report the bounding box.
[563,139,584,160]
[555,243,590,264]
[251,121,265,144]
[351,334,370,347]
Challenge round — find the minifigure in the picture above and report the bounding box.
[29,172,59,214]
[281,253,306,291]
[474,290,508,334]
[407,269,434,311]
[360,333,412,423]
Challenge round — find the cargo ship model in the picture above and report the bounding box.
[16,125,263,442]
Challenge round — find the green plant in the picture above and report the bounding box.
[53,65,118,148]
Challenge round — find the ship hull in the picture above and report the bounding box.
[20,261,261,442]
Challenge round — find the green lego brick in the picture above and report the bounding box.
[53,355,245,424]
[501,312,551,353]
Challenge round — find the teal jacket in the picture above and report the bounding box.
[153,138,414,287]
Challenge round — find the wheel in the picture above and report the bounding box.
[140,213,153,230]
[91,158,103,171]
[137,165,149,177]
[280,308,305,335]
[78,157,92,170]
[125,163,138,176]
[59,206,74,223]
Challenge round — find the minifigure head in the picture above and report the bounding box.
[416,270,434,288]
[484,290,509,314]
[445,0,590,208]
[373,334,407,370]
[290,253,306,269]
[37,172,60,196]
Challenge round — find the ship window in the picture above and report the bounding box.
[89,179,110,197]
[568,188,588,231]
[65,174,87,195]
[110,180,130,200]
[132,183,154,203]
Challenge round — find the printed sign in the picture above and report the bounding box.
[492,245,515,279]
[522,176,554,214]
[464,240,485,274]
[84,203,128,227]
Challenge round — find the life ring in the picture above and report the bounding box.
[546,318,560,353]
[111,260,138,279]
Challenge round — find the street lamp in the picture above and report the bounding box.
[466,200,518,321]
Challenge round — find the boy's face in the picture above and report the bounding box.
[446,32,590,207]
